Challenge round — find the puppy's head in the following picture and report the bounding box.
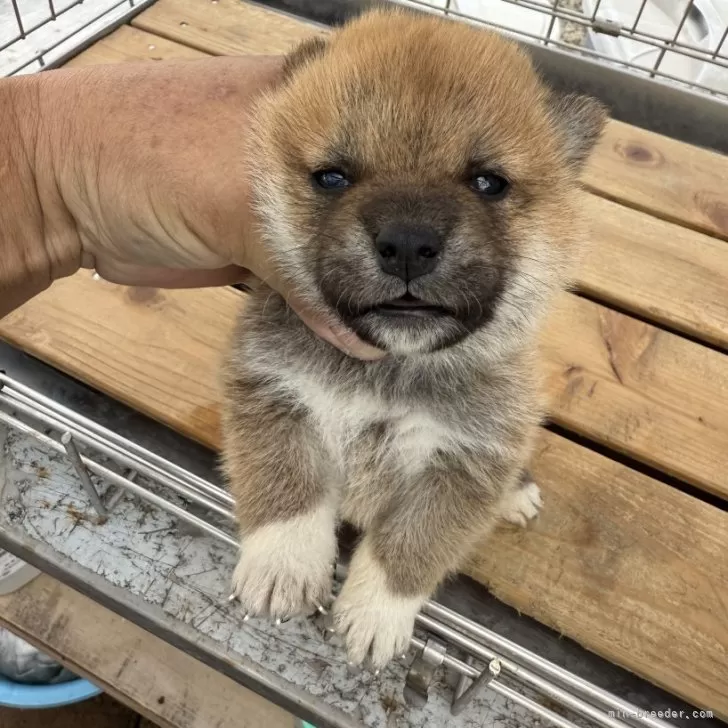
[250,7,607,356]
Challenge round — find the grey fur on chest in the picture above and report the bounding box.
[234,292,530,473]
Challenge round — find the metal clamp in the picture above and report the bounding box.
[403,637,447,708]
[61,431,108,519]
[451,658,502,716]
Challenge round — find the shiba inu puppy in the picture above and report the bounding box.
[222,6,606,668]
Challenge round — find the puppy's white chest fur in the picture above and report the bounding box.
[287,368,451,475]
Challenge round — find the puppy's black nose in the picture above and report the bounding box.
[375,223,442,281]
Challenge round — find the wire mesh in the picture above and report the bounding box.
[0,0,156,76]
[395,0,728,99]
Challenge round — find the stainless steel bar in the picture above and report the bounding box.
[0,0,92,54]
[0,377,233,507]
[0,378,684,727]
[650,0,695,76]
[544,3,558,47]
[48,0,57,20]
[397,0,728,87]
[335,566,662,728]
[494,680,584,728]
[0,391,234,522]
[450,658,500,715]
[630,0,650,33]
[10,0,25,38]
[415,613,633,728]
[422,601,670,728]
[590,0,604,23]
[61,431,108,518]
[712,26,728,59]
[4,0,150,74]
[0,409,238,549]
[408,636,581,728]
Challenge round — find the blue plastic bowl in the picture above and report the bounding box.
[0,674,102,709]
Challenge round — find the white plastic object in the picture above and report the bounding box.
[0,550,40,597]
[583,0,728,94]
[395,0,563,44]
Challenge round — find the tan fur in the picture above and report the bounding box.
[221,7,606,667]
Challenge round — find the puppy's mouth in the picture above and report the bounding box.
[371,293,452,319]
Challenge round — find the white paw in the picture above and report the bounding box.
[230,506,336,620]
[499,481,543,527]
[332,542,422,669]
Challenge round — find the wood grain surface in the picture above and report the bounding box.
[0,575,296,728]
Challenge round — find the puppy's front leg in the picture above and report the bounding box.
[333,456,523,667]
[221,378,337,620]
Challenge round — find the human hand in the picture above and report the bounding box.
[19,58,384,360]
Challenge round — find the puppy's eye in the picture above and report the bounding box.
[313,169,352,190]
[470,173,509,199]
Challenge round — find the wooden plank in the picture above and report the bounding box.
[0,275,233,447]
[577,194,728,350]
[543,294,728,500]
[131,0,728,242]
[63,25,207,66]
[0,574,296,728]
[585,119,728,241]
[470,429,728,719]
[133,0,322,56]
[2,274,726,717]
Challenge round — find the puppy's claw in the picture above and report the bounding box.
[347,661,363,676]
[227,594,237,603]
[242,613,250,623]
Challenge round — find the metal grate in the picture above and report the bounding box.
[0,0,156,76]
[395,0,728,100]
[0,372,683,728]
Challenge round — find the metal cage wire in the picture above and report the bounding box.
[0,0,156,76]
[394,0,728,99]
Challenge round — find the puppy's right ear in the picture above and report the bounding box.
[283,36,330,79]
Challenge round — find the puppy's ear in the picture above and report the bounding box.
[283,35,330,79]
[549,93,609,171]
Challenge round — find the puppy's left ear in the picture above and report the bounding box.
[283,35,330,80]
[549,92,609,171]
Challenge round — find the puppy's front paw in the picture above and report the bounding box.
[230,507,336,621]
[332,543,422,669]
[499,479,543,527]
